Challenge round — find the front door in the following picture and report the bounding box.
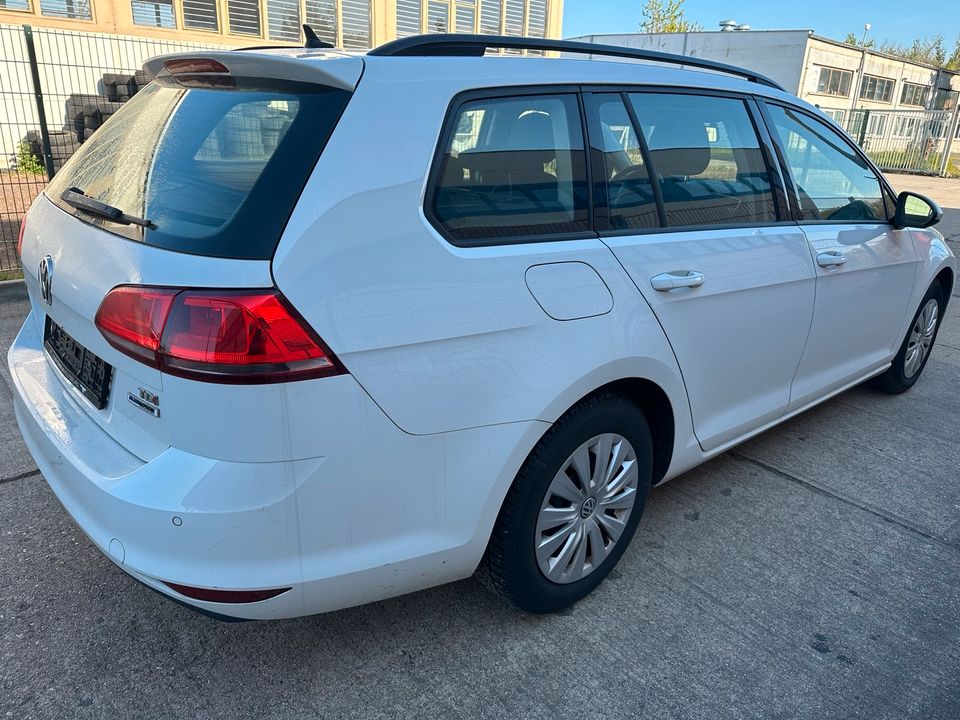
[761,103,918,410]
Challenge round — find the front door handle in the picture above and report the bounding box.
[816,251,847,268]
[650,270,705,291]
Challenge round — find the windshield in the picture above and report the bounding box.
[47,78,351,260]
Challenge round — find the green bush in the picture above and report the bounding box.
[15,141,44,175]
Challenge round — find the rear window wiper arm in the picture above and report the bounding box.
[60,187,155,229]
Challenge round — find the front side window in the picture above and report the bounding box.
[431,93,589,244]
[627,92,777,227]
[766,104,886,222]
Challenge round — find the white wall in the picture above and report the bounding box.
[565,31,811,93]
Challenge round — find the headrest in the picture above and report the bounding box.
[646,116,711,177]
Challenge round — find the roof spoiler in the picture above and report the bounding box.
[143,50,362,91]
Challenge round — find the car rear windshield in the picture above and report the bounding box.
[47,77,351,260]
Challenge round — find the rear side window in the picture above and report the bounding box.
[765,104,886,222]
[627,93,778,227]
[590,94,659,231]
[47,79,351,260]
[430,93,589,244]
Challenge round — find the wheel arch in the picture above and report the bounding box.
[935,265,954,309]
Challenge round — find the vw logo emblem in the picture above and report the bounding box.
[38,255,53,306]
[580,497,597,518]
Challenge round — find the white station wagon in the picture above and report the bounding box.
[10,33,955,620]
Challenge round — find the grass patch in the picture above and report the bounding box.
[0,269,24,281]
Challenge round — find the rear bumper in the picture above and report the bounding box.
[9,308,545,619]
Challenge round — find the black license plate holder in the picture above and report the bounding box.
[44,317,113,410]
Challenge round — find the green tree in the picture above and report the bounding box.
[640,0,702,33]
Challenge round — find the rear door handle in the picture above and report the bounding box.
[816,251,847,268]
[650,271,705,292]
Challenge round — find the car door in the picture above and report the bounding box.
[760,103,919,410]
[585,90,816,452]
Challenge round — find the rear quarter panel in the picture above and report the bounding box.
[272,60,693,461]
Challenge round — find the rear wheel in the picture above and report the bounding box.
[479,393,653,613]
[872,282,944,394]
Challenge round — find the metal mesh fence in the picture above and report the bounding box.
[823,106,960,176]
[0,23,225,272]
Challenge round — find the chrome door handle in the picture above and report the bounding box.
[816,251,847,268]
[650,271,705,291]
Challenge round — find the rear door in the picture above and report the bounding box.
[586,90,816,452]
[759,103,919,409]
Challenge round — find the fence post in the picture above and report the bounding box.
[858,110,869,148]
[22,25,55,181]
[937,102,960,177]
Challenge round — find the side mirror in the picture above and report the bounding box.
[893,191,942,229]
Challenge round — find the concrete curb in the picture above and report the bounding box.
[0,279,27,301]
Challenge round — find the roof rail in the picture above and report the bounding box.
[368,34,785,91]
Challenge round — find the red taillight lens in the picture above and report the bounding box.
[95,286,345,383]
[94,287,178,367]
[16,216,26,258]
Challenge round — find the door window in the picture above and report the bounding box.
[627,93,778,227]
[765,104,886,222]
[431,93,589,245]
[591,94,659,230]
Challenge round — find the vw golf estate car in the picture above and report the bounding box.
[10,34,955,620]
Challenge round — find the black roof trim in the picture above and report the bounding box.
[368,34,786,91]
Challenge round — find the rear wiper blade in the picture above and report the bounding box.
[60,187,155,229]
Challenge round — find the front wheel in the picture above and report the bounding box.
[872,282,945,394]
[478,393,653,613]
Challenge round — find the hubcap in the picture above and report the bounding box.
[904,298,939,379]
[535,433,639,585]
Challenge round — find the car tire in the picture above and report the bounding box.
[478,392,653,613]
[872,281,945,394]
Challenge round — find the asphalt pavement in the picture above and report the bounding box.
[2,177,960,719]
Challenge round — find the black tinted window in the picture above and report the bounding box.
[431,94,589,244]
[48,79,351,259]
[766,105,886,222]
[628,93,778,227]
[592,94,659,230]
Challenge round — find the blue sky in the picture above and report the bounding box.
[562,0,960,47]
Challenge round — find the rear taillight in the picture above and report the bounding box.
[95,286,345,384]
[16,216,26,258]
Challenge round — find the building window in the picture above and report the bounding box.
[816,67,852,97]
[183,0,218,30]
[305,0,336,44]
[865,113,887,136]
[479,0,501,34]
[821,108,845,124]
[900,82,930,107]
[860,75,895,103]
[267,0,300,41]
[0,0,31,12]
[455,3,475,33]
[427,0,448,32]
[39,0,92,19]
[132,0,176,27]
[228,0,261,35]
[893,116,922,137]
[341,0,370,48]
[396,0,422,36]
[527,0,547,37]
